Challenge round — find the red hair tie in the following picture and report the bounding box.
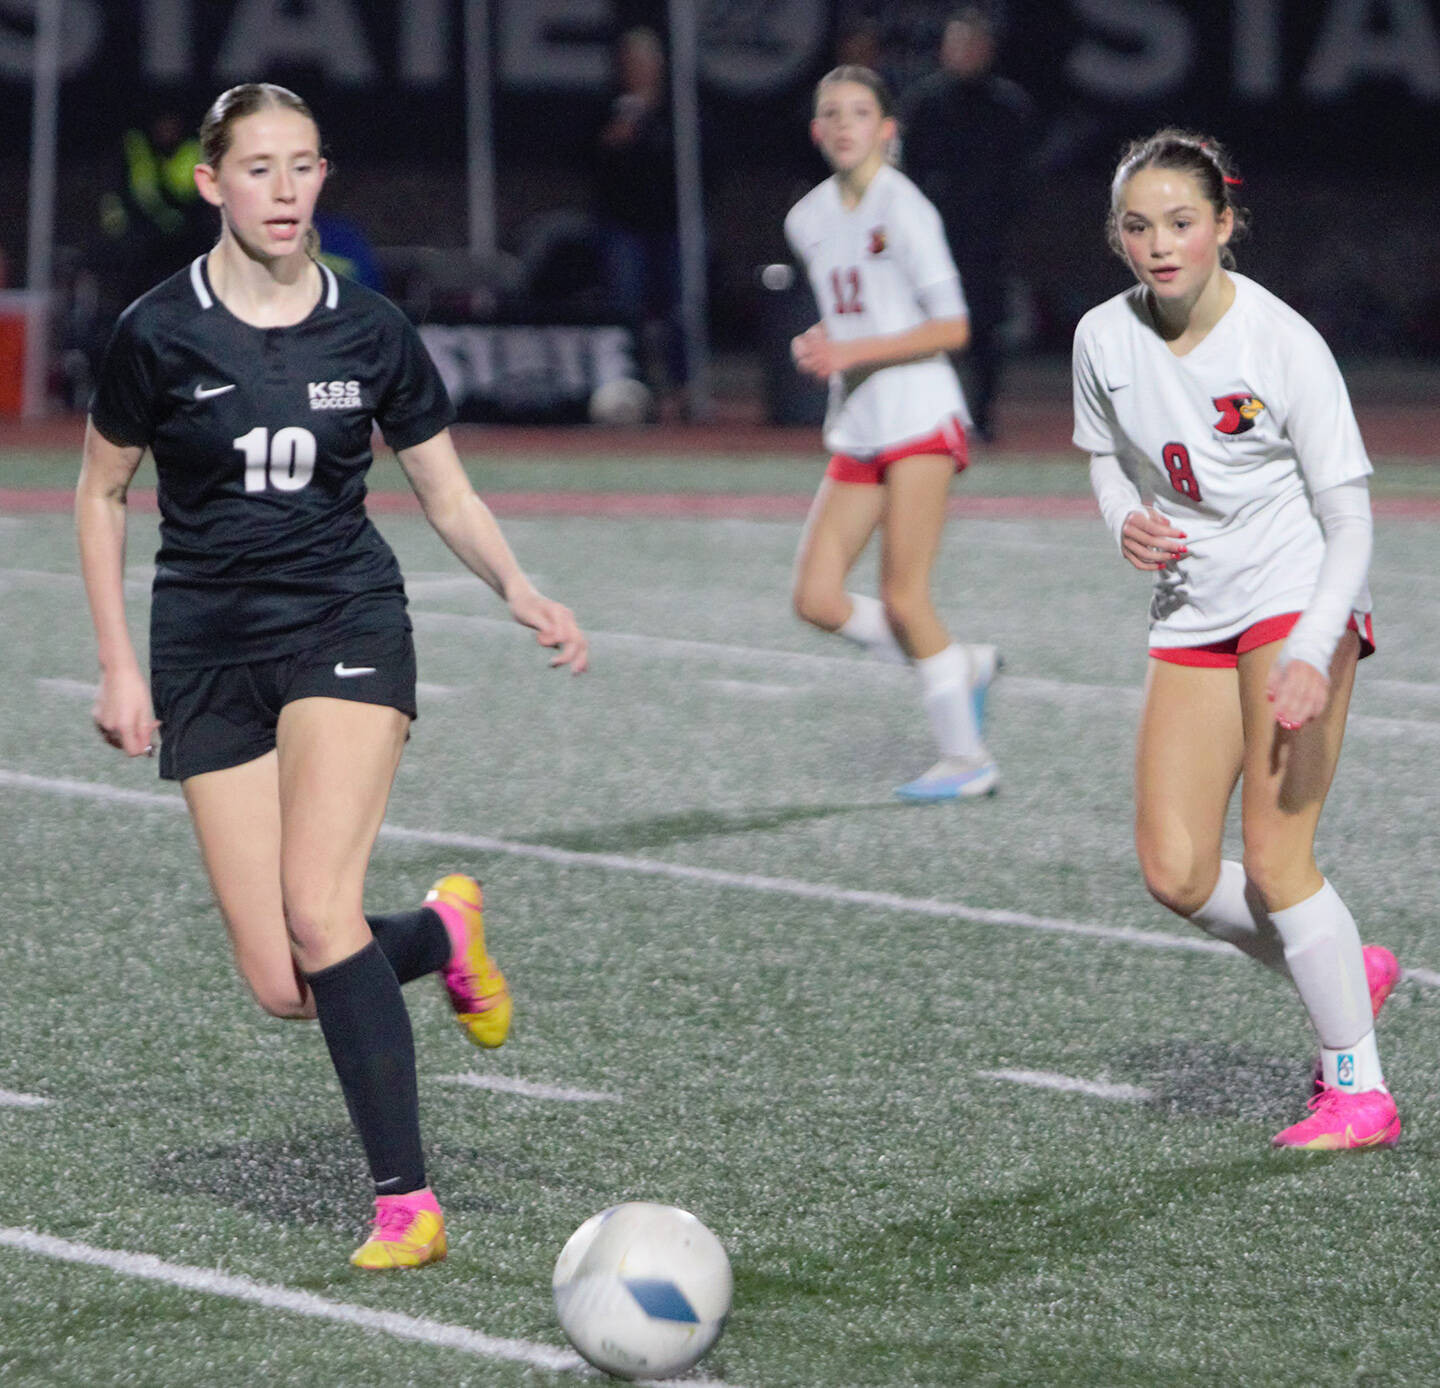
[1223,174,1243,186]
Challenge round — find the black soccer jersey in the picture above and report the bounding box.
[90,256,457,670]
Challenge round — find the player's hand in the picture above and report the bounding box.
[1119,507,1188,571]
[508,590,589,674]
[92,666,160,758]
[1267,656,1328,732]
[790,323,846,380]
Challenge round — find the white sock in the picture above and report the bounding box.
[1189,860,1289,975]
[837,593,908,665]
[1321,1029,1385,1093]
[1269,879,1374,1053]
[916,644,982,759]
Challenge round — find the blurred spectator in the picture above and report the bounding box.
[899,8,1037,441]
[83,96,214,389]
[592,25,684,415]
[95,96,213,304]
[832,18,906,101]
[314,210,384,291]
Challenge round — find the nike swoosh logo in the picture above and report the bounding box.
[194,383,237,400]
[1106,381,1130,392]
[334,663,377,678]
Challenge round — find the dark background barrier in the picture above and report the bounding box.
[2,0,1438,418]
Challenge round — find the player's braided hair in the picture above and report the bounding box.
[1106,128,1250,269]
[199,83,325,259]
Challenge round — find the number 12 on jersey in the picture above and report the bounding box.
[829,268,863,315]
[236,426,317,493]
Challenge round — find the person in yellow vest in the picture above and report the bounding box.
[98,101,214,306]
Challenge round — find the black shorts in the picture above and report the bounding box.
[151,627,418,782]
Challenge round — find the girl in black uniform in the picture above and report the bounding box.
[75,83,588,1269]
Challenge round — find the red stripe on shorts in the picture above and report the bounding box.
[826,416,970,485]
[1151,612,1375,667]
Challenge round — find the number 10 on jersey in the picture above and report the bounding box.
[236,427,318,493]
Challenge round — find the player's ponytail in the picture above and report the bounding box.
[1106,128,1250,269]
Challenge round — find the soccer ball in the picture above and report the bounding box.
[587,375,653,426]
[552,1201,732,1380]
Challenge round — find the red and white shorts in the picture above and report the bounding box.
[825,416,969,485]
[1149,611,1376,668]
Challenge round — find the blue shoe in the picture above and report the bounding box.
[895,755,999,801]
[967,644,1001,731]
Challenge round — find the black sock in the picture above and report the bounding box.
[304,940,426,1197]
[367,907,451,984]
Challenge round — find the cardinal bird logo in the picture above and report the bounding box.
[1213,391,1267,435]
[868,227,887,255]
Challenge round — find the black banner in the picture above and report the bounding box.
[3,1,1438,170]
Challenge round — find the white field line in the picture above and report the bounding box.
[0,1227,739,1387]
[6,767,1439,982]
[0,1089,51,1109]
[978,1069,1156,1102]
[13,571,1440,710]
[36,654,1440,738]
[35,678,94,698]
[406,610,1440,730]
[0,767,1232,959]
[437,1074,621,1103]
[700,679,810,698]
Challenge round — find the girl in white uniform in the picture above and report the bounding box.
[785,64,999,801]
[1073,129,1399,1150]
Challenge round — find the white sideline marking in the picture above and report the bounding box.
[701,679,808,698]
[0,1228,740,1386]
[4,768,1438,983]
[0,769,1229,957]
[979,1069,1155,1102]
[405,612,1440,732]
[0,1089,50,1109]
[1405,967,1440,988]
[35,678,94,698]
[438,1073,620,1103]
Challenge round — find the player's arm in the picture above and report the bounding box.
[396,428,588,673]
[1266,478,1372,730]
[1089,452,1187,571]
[791,276,969,380]
[75,419,159,756]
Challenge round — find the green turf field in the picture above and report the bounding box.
[1,450,1438,1386]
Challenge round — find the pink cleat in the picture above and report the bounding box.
[1272,1086,1400,1151]
[425,874,512,1049]
[1311,945,1400,1095]
[350,1188,447,1269]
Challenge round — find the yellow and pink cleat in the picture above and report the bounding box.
[424,873,512,1049]
[350,1188,447,1269]
[1272,1086,1400,1151]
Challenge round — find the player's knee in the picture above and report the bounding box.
[281,894,347,960]
[245,970,311,1020]
[1241,843,1313,914]
[879,582,930,642]
[792,580,844,631]
[1136,837,1211,917]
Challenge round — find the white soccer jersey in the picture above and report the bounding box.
[785,163,970,456]
[1072,273,1372,646]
